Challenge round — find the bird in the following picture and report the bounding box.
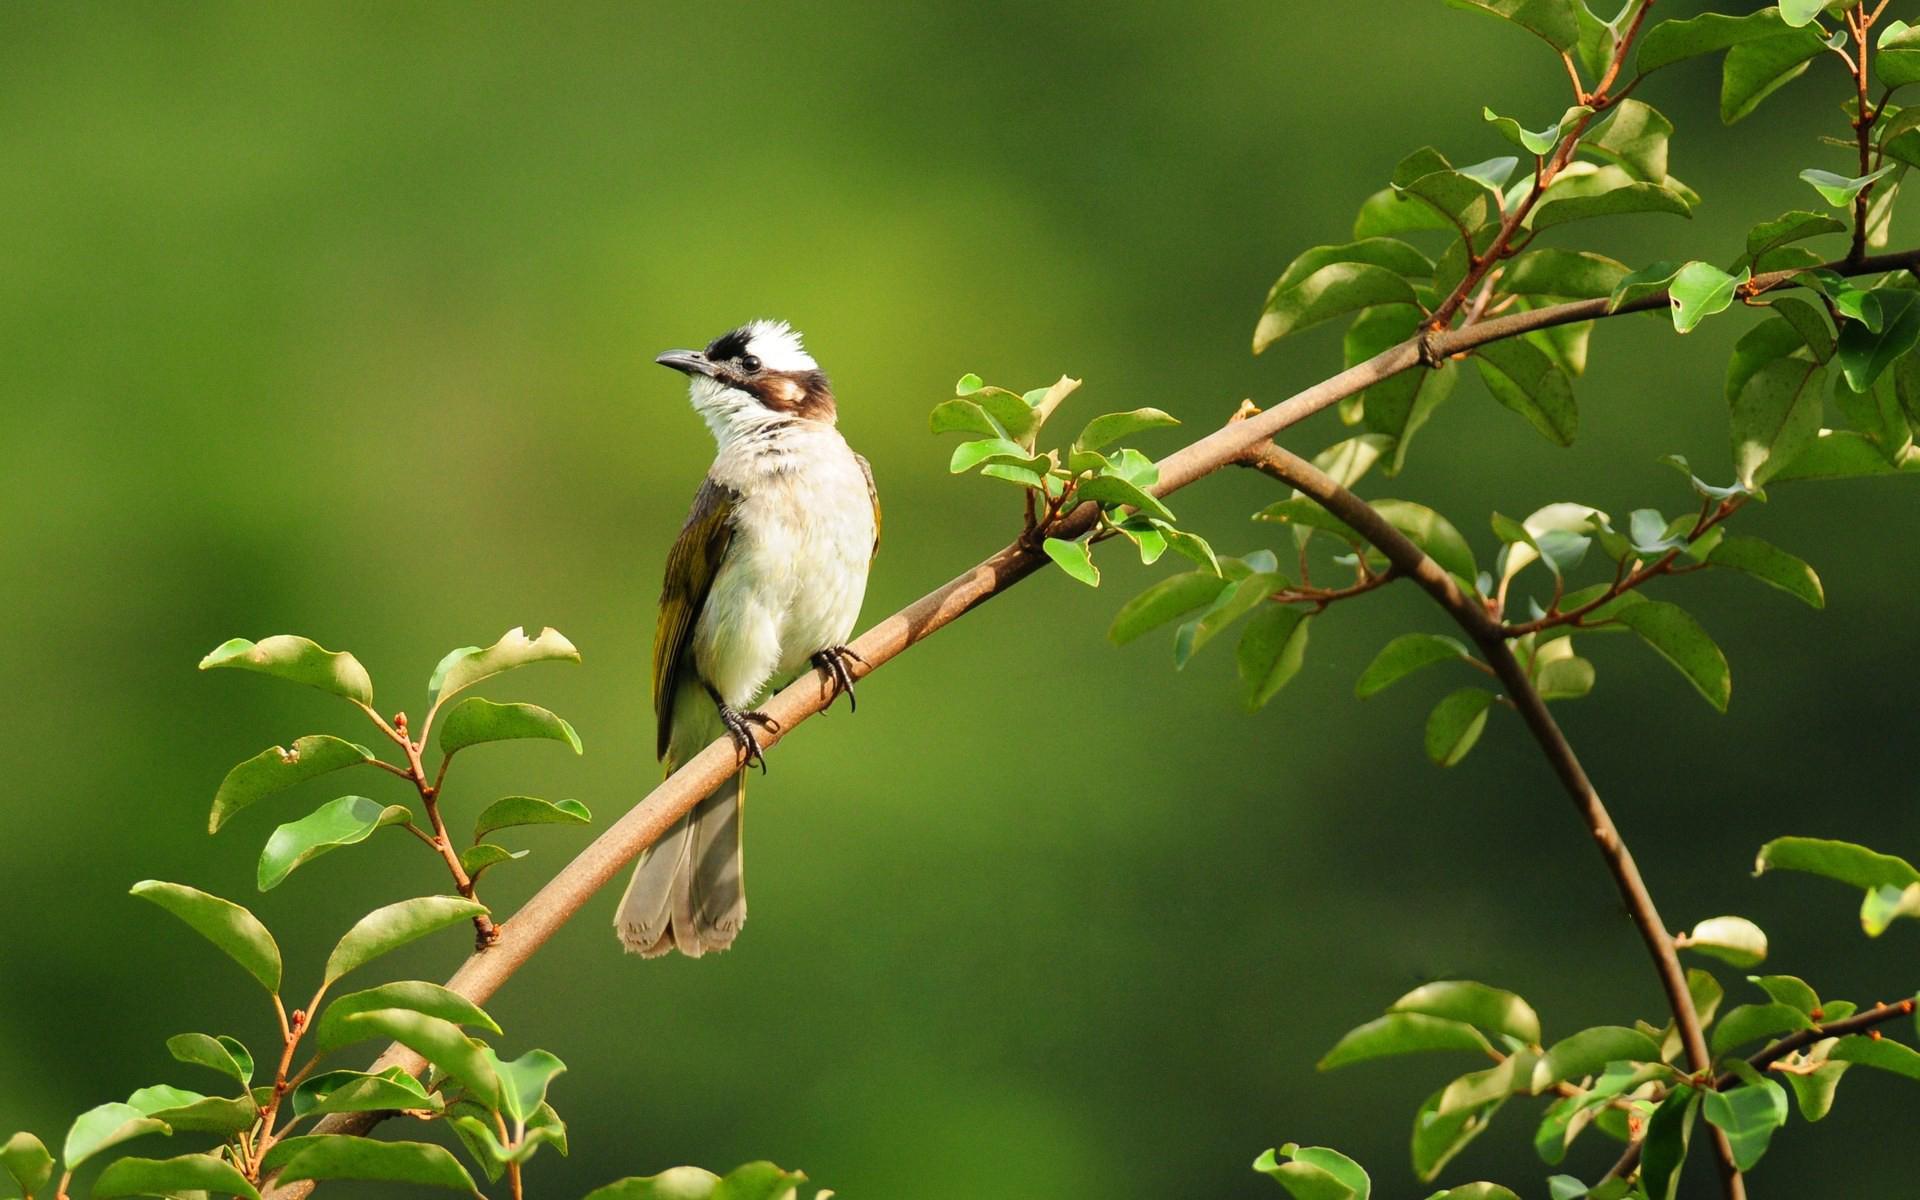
[616,319,879,957]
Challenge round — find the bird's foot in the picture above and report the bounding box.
[717,704,779,774]
[812,645,867,712]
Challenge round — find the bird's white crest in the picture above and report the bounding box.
[737,319,816,372]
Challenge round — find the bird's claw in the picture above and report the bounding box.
[718,705,778,774]
[812,645,866,712]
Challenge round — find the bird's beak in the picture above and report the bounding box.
[655,350,718,378]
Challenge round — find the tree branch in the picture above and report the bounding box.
[1235,439,1744,1197]
[262,242,1920,1199]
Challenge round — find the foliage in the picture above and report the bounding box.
[927,3,1920,1197]
[3,628,811,1199]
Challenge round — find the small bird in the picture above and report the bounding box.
[616,320,879,957]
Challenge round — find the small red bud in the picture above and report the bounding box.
[1810,1007,1824,1022]
[393,712,409,730]
[1902,1000,1916,1014]
[1870,1029,1884,1041]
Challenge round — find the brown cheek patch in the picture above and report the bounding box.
[757,371,836,421]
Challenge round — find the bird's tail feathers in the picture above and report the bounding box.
[615,755,747,958]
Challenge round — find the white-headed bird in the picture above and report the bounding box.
[616,320,878,957]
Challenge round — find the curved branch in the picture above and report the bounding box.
[1236,438,1744,1197]
[265,243,1920,1198]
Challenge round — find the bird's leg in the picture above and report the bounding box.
[811,645,866,713]
[705,682,779,773]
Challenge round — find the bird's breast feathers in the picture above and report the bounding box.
[691,425,875,706]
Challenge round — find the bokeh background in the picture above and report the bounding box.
[4,3,1917,1196]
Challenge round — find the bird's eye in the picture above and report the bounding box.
[740,355,761,372]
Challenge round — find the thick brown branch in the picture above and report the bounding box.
[1235,439,1743,1199]
[265,242,1920,1199]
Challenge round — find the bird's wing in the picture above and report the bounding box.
[654,476,739,760]
[856,452,881,559]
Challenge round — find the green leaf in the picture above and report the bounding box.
[1074,408,1179,453]
[1746,211,1847,264]
[1355,634,1474,698]
[928,398,1000,438]
[1607,260,1683,312]
[1610,601,1730,712]
[1769,429,1916,481]
[274,1137,478,1193]
[1722,28,1827,123]
[1862,882,1920,935]
[165,1033,252,1085]
[1,1133,52,1199]
[948,437,1046,474]
[199,635,373,706]
[1777,0,1826,26]
[1374,365,1461,476]
[1443,0,1578,50]
[1473,337,1578,446]
[1748,974,1818,1015]
[1391,980,1541,1045]
[1831,1034,1920,1079]
[323,896,490,987]
[1042,537,1099,587]
[975,390,1039,442]
[1837,287,1920,391]
[1640,1085,1698,1200]
[94,1154,260,1200]
[1428,1187,1521,1200]
[1710,1003,1811,1056]
[428,626,579,703]
[1531,1026,1662,1091]
[439,698,582,756]
[1767,296,1836,361]
[329,1009,500,1107]
[1754,836,1920,889]
[257,796,411,891]
[1785,1057,1850,1121]
[1412,1087,1501,1182]
[1801,165,1899,208]
[472,796,592,840]
[1669,262,1748,334]
[1351,187,1456,239]
[1484,104,1590,156]
[1677,915,1768,968]
[1372,500,1479,582]
[582,1162,810,1200]
[1883,21,1920,87]
[1529,175,1692,232]
[293,1068,439,1118]
[62,1105,169,1172]
[1637,10,1792,73]
[125,1086,256,1135]
[1318,1012,1491,1070]
[314,981,500,1055]
[1161,527,1221,575]
[1173,572,1286,667]
[1252,1143,1371,1200]
[1704,1075,1789,1167]
[1108,572,1231,646]
[1425,689,1496,768]
[1501,249,1628,299]
[1237,606,1312,711]
[954,373,983,395]
[129,881,281,993]
[1075,474,1175,523]
[1706,536,1824,607]
[1255,263,1419,353]
[485,1048,567,1123]
[208,736,375,835]
[458,843,527,879]
[1268,240,1433,299]
[1731,357,1828,488]
[1585,99,1673,184]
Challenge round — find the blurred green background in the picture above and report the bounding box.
[4,3,1917,1196]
